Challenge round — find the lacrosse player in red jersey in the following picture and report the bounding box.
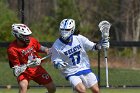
[7,24,56,93]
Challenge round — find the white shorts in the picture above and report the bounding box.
[69,72,98,88]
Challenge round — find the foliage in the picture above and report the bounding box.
[30,16,58,42]
[0,0,19,42]
[96,0,122,41]
[31,0,81,42]
[109,48,133,58]
[0,1,19,61]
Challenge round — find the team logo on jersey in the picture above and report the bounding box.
[42,74,49,79]
[64,44,81,56]
[21,46,34,56]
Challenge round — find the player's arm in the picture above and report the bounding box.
[51,46,68,70]
[29,38,50,65]
[78,35,99,51]
[7,48,27,77]
[33,37,50,54]
[39,45,51,55]
[78,34,109,51]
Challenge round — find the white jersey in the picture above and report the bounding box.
[51,34,96,79]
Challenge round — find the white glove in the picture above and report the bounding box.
[34,58,41,65]
[101,38,110,49]
[54,61,68,70]
[13,65,27,77]
[27,58,41,67]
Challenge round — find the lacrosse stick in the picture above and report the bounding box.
[26,54,51,67]
[12,54,51,76]
[98,20,111,88]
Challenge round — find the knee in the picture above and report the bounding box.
[19,84,28,90]
[19,80,28,91]
[94,88,100,93]
[74,83,86,93]
[76,87,86,93]
[91,87,100,93]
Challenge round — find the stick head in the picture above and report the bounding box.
[98,21,111,39]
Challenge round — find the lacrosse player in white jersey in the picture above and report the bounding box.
[51,19,109,93]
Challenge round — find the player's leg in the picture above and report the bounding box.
[33,67,56,93]
[18,79,29,93]
[17,74,30,93]
[69,76,86,93]
[90,83,99,93]
[83,72,99,93]
[75,83,86,93]
[43,82,56,93]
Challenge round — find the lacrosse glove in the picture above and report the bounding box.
[100,38,110,49]
[54,61,68,70]
[13,64,27,77]
[27,58,41,67]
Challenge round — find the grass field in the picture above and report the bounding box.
[1,62,140,86]
[0,87,140,93]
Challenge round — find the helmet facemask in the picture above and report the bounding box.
[17,34,30,45]
[14,32,30,45]
[59,19,75,42]
[60,28,74,41]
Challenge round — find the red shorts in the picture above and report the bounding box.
[17,66,52,85]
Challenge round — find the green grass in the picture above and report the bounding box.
[101,88,140,93]
[0,61,140,86]
[0,88,140,93]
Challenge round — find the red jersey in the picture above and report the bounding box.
[7,37,53,84]
[7,37,41,68]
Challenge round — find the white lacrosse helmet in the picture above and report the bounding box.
[12,24,32,36]
[12,24,32,44]
[59,19,75,40]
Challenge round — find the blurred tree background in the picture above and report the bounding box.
[1,0,140,42]
[0,0,140,68]
[1,0,140,87]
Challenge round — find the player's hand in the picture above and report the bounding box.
[101,38,110,49]
[34,58,41,65]
[13,65,27,77]
[27,58,41,67]
[44,47,52,55]
[54,61,68,70]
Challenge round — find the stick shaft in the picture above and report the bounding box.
[41,54,51,60]
[26,55,51,67]
[104,49,109,87]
